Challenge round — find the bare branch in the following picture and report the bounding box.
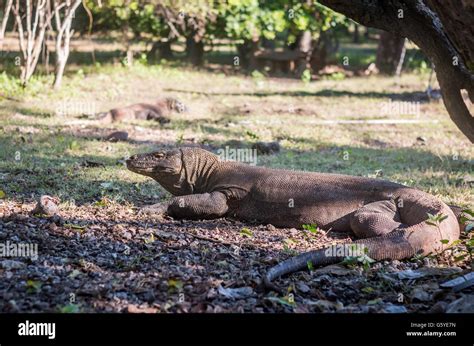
[0,0,14,50]
[51,0,82,89]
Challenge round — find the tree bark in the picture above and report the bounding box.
[319,0,474,142]
[186,35,204,66]
[148,40,173,62]
[0,0,13,50]
[12,0,51,86]
[52,0,82,90]
[425,0,474,73]
[375,31,406,75]
[310,31,336,73]
[353,23,359,43]
[295,30,312,76]
[237,39,259,71]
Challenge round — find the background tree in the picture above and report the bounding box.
[0,0,13,50]
[375,31,406,76]
[51,0,83,89]
[85,0,160,66]
[11,0,52,86]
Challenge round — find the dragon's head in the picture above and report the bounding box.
[127,147,219,195]
[126,149,189,195]
[165,98,188,113]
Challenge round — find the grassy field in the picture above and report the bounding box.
[0,59,473,313]
[1,62,472,206]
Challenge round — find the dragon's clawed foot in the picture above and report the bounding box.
[138,203,168,216]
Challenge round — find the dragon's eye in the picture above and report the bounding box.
[154,152,165,158]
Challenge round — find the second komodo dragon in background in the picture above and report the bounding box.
[126,147,461,289]
[97,97,187,124]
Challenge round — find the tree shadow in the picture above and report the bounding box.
[1,125,470,207]
[164,87,432,103]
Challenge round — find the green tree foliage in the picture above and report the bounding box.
[85,1,163,36]
[211,0,346,42]
[86,0,347,45]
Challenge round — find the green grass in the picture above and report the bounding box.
[0,60,473,210]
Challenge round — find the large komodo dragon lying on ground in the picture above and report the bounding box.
[126,147,461,290]
[96,97,187,124]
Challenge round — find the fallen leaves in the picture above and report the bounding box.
[217,285,254,300]
[0,199,471,313]
[396,267,462,280]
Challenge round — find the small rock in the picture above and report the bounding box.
[252,141,280,155]
[307,299,341,312]
[206,288,217,299]
[416,136,427,143]
[312,274,331,284]
[385,265,397,273]
[440,272,474,292]
[32,195,59,216]
[266,224,277,232]
[296,282,311,293]
[410,287,431,302]
[396,267,461,280]
[217,285,253,299]
[126,304,158,313]
[314,264,355,276]
[105,131,128,142]
[372,263,383,270]
[1,259,26,270]
[423,257,437,267]
[7,300,20,312]
[428,301,447,313]
[325,290,339,301]
[382,303,408,313]
[446,295,474,313]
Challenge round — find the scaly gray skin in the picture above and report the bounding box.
[126,147,460,290]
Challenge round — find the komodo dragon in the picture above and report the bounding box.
[126,147,461,289]
[97,97,187,124]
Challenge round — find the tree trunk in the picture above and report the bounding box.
[41,29,52,74]
[52,0,82,90]
[353,23,360,43]
[262,38,275,49]
[12,0,50,87]
[295,31,312,76]
[148,40,173,61]
[159,40,173,59]
[310,31,334,73]
[53,55,66,89]
[186,36,204,66]
[0,0,13,50]
[237,39,259,71]
[375,31,406,75]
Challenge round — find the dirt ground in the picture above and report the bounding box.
[0,59,473,313]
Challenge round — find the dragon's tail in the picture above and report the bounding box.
[263,231,415,291]
[264,201,461,291]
